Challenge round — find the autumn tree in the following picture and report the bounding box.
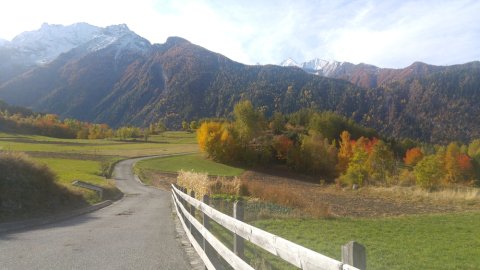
[336,131,353,174]
[404,147,424,166]
[272,135,294,160]
[116,126,141,140]
[414,155,444,189]
[233,100,264,143]
[444,142,462,184]
[143,128,150,142]
[269,112,286,135]
[300,133,338,178]
[148,123,156,135]
[339,137,369,186]
[157,121,167,134]
[189,120,198,131]
[77,127,89,139]
[366,140,395,184]
[197,121,238,162]
[182,121,189,131]
[468,139,480,161]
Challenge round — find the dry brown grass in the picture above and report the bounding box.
[369,185,480,202]
[177,170,209,198]
[177,170,331,218]
[176,170,247,199]
[243,180,331,218]
[0,151,85,220]
[208,177,248,196]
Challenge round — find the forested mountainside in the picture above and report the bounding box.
[1,24,479,143]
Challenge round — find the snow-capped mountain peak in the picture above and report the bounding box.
[103,24,131,37]
[85,24,151,55]
[9,22,102,64]
[280,58,344,77]
[302,58,338,70]
[280,57,301,67]
[3,22,150,65]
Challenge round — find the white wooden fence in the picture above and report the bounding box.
[171,185,366,270]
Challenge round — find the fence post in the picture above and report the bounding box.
[233,200,244,259]
[189,191,195,233]
[342,241,366,270]
[202,195,210,246]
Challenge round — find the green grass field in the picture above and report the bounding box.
[135,153,244,177]
[0,131,199,204]
[33,158,106,186]
[0,132,199,157]
[250,212,480,270]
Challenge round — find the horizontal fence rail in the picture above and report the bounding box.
[171,185,362,270]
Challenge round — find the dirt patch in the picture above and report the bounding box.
[142,171,178,191]
[240,171,480,218]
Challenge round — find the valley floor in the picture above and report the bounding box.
[139,156,480,270]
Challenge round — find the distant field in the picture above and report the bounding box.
[0,132,199,157]
[0,131,199,203]
[135,153,244,179]
[251,212,480,270]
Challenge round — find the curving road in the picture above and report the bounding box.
[0,157,191,270]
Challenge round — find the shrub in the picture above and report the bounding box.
[0,152,83,218]
[413,155,445,189]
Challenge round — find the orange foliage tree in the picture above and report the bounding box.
[404,147,424,166]
[272,135,294,160]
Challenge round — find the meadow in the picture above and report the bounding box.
[135,153,244,177]
[252,212,480,270]
[0,131,199,203]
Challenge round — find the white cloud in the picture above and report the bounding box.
[1,0,479,68]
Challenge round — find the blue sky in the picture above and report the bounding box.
[1,0,479,68]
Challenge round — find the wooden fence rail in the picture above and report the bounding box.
[171,184,364,270]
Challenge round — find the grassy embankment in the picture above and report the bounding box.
[0,131,199,208]
[135,153,244,185]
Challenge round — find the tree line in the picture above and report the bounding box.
[0,107,168,141]
[197,100,479,189]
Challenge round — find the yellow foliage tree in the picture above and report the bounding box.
[197,122,238,162]
[336,131,353,174]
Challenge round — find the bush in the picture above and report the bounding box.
[0,152,84,219]
[414,155,445,189]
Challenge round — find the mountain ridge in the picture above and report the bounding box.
[1,23,479,143]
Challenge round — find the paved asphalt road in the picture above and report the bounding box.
[0,157,191,270]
